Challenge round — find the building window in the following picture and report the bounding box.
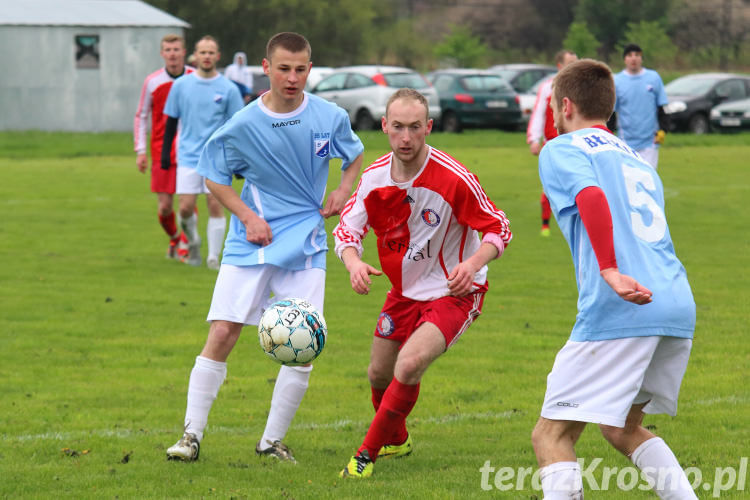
[75,35,100,69]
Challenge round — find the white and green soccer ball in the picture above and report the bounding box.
[258,298,327,366]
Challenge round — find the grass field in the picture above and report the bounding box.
[0,130,747,499]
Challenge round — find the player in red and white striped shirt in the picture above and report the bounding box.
[134,34,194,259]
[335,88,512,478]
[526,49,577,236]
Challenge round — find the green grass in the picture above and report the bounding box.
[0,130,748,498]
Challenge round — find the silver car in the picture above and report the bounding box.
[311,65,441,130]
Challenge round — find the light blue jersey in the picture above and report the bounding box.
[614,69,668,151]
[164,72,244,167]
[539,127,695,342]
[197,93,364,270]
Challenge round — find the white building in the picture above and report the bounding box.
[0,0,189,132]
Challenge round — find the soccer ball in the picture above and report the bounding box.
[258,298,327,366]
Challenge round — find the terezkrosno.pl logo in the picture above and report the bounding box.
[479,457,747,497]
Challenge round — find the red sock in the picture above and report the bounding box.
[540,192,552,222]
[159,212,178,239]
[360,379,419,461]
[371,386,386,412]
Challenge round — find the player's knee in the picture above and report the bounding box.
[208,321,241,347]
[599,424,630,451]
[393,352,428,383]
[367,363,391,388]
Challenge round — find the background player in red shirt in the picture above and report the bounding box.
[134,34,193,259]
[334,88,512,478]
[526,49,577,236]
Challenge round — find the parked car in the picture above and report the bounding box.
[710,97,750,131]
[427,69,522,132]
[310,65,441,130]
[664,73,750,134]
[244,65,270,101]
[305,66,334,91]
[487,63,556,94]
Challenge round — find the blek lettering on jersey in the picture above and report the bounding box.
[314,132,330,159]
[421,208,441,227]
[384,239,433,262]
[571,132,644,163]
[272,119,302,129]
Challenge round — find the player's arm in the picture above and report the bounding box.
[160,116,178,170]
[205,179,272,246]
[340,246,382,295]
[576,186,652,305]
[655,106,670,144]
[134,79,151,173]
[321,153,364,218]
[447,240,501,297]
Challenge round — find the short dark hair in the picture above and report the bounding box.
[622,43,642,58]
[386,88,430,121]
[553,59,615,121]
[266,32,311,60]
[554,49,576,65]
[195,35,219,52]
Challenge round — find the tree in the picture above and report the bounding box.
[615,21,677,70]
[433,25,489,68]
[562,21,600,59]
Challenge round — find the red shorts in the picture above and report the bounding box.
[374,289,486,349]
[150,149,177,194]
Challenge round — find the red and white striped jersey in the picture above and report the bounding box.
[133,66,194,161]
[333,146,512,301]
[526,77,558,145]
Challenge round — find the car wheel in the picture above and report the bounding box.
[441,111,462,133]
[354,110,376,131]
[688,113,709,134]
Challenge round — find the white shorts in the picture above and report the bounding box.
[637,145,659,169]
[540,336,692,427]
[207,264,326,326]
[176,165,209,195]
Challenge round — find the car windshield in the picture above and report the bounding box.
[665,76,722,96]
[383,72,429,89]
[460,75,513,92]
[491,69,517,82]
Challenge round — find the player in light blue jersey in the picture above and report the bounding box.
[613,44,670,169]
[162,35,244,269]
[532,60,697,500]
[166,32,364,464]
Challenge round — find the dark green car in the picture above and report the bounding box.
[710,97,750,132]
[427,69,522,133]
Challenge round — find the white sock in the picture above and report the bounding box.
[184,356,227,442]
[207,216,226,261]
[180,213,200,246]
[540,461,583,499]
[259,365,312,449]
[631,437,697,499]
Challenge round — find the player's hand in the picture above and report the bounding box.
[347,259,382,295]
[243,212,273,246]
[136,154,148,173]
[320,186,350,218]
[529,141,543,156]
[600,268,652,305]
[447,260,479,297]
[654,129,666,145]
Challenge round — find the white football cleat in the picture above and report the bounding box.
[166,432,200,461]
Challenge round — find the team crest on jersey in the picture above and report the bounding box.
[213,93,223,103]
[314,132,330,158]
[421,209,440,227]
[377,312,394,337]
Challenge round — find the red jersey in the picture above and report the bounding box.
[133,66,194,164]
[333,146,512,301]
[526,77,558,144]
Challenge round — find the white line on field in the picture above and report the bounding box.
[1,410,520,443]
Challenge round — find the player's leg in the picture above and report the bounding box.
[167,264,273,462]
[166,320,240,461]
[637,145,659,169]
[152,159,184,258]
[540,192,552,236]
[531,417,586,499]
[176,166,204,266]
[599,337,696,499]
[256,268,326,462]
[205,193,226,271]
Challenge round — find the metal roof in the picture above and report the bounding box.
[0,0,189,27]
